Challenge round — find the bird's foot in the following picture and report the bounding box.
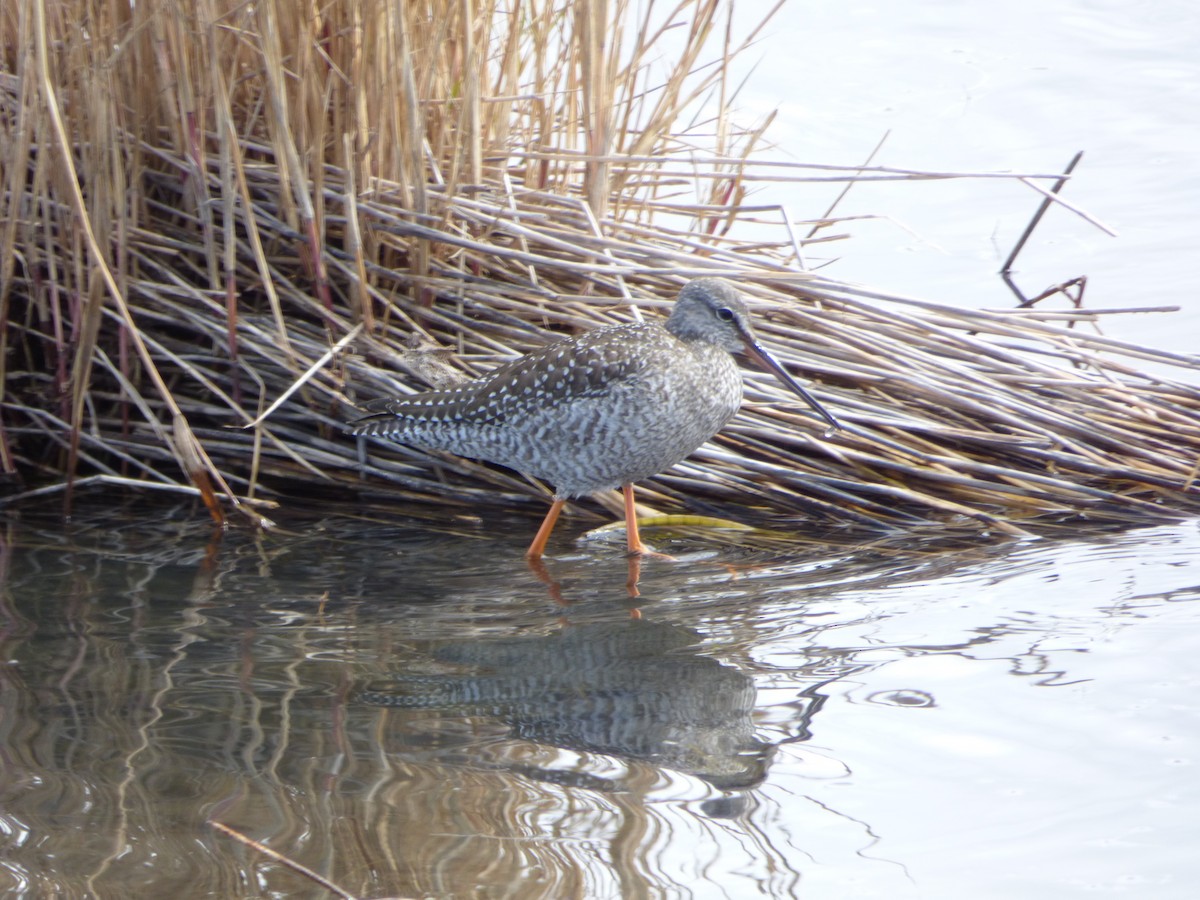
[627,545,676,561]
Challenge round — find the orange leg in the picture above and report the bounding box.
[526,498,566,561]
[624,483,675,562]
[623,484,648,555]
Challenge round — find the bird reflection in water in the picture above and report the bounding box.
[360,620,824,811]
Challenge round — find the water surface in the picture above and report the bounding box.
[1,500,1196,898]
[745,0,1200,357]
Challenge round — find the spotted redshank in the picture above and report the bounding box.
[350,278,839,559]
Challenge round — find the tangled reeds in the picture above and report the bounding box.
[2,0,1198,537]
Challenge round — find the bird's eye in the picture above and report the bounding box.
[716,307,735,322]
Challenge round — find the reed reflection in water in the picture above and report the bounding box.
[0,503,853,899]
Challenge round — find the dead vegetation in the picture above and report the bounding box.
[1,0,1198,537]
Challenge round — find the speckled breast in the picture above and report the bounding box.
[499,336,744,496]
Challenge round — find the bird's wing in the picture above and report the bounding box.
[349,325,659,432]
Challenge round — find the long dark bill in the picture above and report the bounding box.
[743,339,841,436]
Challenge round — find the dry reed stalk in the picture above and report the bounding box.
[0,0,1197,541]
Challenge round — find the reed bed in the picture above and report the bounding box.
[2,0,1198,538]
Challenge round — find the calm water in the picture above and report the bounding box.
[744,0,1200,358]
[1,501,1197,898]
